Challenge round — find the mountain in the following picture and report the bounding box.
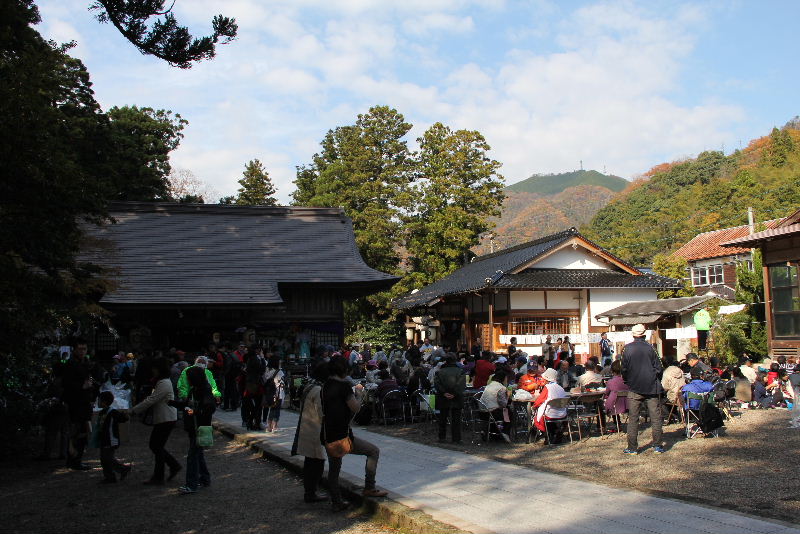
[505,169,627,195]
[473,170,626,254]
[581,122,800,266]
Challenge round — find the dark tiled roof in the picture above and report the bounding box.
[83,202,398,305]
[695,285,736,301]
[673,220,781,261]
[720,223,800,248]
[595,295,720,319]
[393,229,578,309]
[494,269,681,290]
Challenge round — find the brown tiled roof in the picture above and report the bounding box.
[672,220,781,261]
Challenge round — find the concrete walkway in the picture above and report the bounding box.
[215,409,799,534]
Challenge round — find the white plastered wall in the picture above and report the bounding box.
[590,288,659,327]
[529,247,613,270]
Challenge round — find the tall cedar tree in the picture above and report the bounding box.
[236,159,277,206]
[90,0,237,68]
[399,123,504,298]
[292,106,413,276]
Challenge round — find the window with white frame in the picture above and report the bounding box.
[692,266,708,286]
[691,264,724,286]
[708,264,724,285]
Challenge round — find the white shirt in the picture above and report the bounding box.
[740,365,757,384]
[578,371,603,387]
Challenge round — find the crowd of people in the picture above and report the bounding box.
[35,331,800,512]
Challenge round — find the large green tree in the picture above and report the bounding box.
[399,123,504,296]
[292,106,414,276]
[236,159,278,206]
[107,105,187,200]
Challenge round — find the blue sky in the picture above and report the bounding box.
[36,0,800,202]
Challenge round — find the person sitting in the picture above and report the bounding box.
[603,361,629,431]
[513,356,528,380]
[682,366,715,411]
[407,366,431,397]
[532,368,569,443]
[753,372,774,408]
[739,356,757,384]
[767,363,780,386]
[366,360,383,385]
[709,356,722,377]
[479,370,511,443]
[555,360,573,390]
[661,360,686,405]
[518,364,547,394]
[376,370,402,419]
[731,366,752,404]
[577,364,603,389]
[686,353,711,375]
[472,351,496,389]
[390,353,412,386]
[777,371,795,407]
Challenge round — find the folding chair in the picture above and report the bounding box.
[606,390,628,434]
[683,391,720,439]
[469,396,506,444]
[534,397,575,445]
[574,392,605,438]
[664,394,684,425]
[379,390,406,425]
[409,391,435,424]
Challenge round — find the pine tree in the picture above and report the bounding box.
[236,159,277,206]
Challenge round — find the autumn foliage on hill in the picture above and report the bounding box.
[581,120,800,266]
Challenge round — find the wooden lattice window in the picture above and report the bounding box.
[510,316,580,336]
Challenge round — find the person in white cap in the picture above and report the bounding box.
[621,324,664,454]
[531,367,569,444]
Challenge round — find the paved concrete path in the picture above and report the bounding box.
[215,409,798,534]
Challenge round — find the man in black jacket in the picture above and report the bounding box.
[434,354,466,444]
[61,339,104,470]
[621,324,665,454]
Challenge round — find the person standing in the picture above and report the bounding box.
[176,364,218,494]
[263,354,285,432]
[621,324,665,454]
[322,356,387,512]
[542,335,556,368]
[61,338,103,470]
[291,362,329,503]
[434,355,466,444]
[131,358,182,484]
[93,391,131,483]
[693,307,712,352]
[242,347,267,431]
[599,332,614,367]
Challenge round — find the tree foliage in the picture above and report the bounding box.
[90,0,237,68]
[293,107,504,318]
[651,254,694,298]
[582,125,800,266]
[235,159,277,206]
[107,105,187,200]
[399,123,504,296]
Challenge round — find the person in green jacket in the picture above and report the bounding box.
[694,307,712,351]
[177,356,221,400]
[434,354,466,444]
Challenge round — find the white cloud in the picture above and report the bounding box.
[31,0,748,203]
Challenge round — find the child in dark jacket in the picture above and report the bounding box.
[94,391,131,483]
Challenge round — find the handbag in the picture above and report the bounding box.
[197,424,214,448]
[321,383,353,458]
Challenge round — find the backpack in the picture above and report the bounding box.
[699,400,724,434]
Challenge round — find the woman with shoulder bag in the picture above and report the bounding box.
[322,355,387,512]
[291,362,329,503]
[131,358,181,485]
[176,364,218,494]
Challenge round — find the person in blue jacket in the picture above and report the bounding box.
[682,366,715,410]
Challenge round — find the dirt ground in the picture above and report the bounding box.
[0,421,401,534]
[364,407,800,523]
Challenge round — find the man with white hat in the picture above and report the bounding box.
[621,324,664,454]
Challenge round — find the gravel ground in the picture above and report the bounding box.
[364,407,800,523]
[0,421,402,534]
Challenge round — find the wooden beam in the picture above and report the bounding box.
[464,299,472,352]
[763,263,774,353]
[488,292,495,352]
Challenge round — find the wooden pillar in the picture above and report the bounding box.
[763,263,773,354]
[489,291,495,352]
[464,299,472,350]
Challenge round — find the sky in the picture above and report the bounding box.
[36,0,800,203]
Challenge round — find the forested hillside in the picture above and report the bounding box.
[582,122,800,266]
[506,169,627,195]
[475,170,624,253]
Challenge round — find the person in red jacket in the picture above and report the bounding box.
[518,364,547,393]
[472,352,495,389]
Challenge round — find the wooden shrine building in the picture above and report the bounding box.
[394,228,681,360]
[82,202,398,357]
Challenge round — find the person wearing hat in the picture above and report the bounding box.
[739,355,757,384]
[621,324,665,454]
[531,367,569,443]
